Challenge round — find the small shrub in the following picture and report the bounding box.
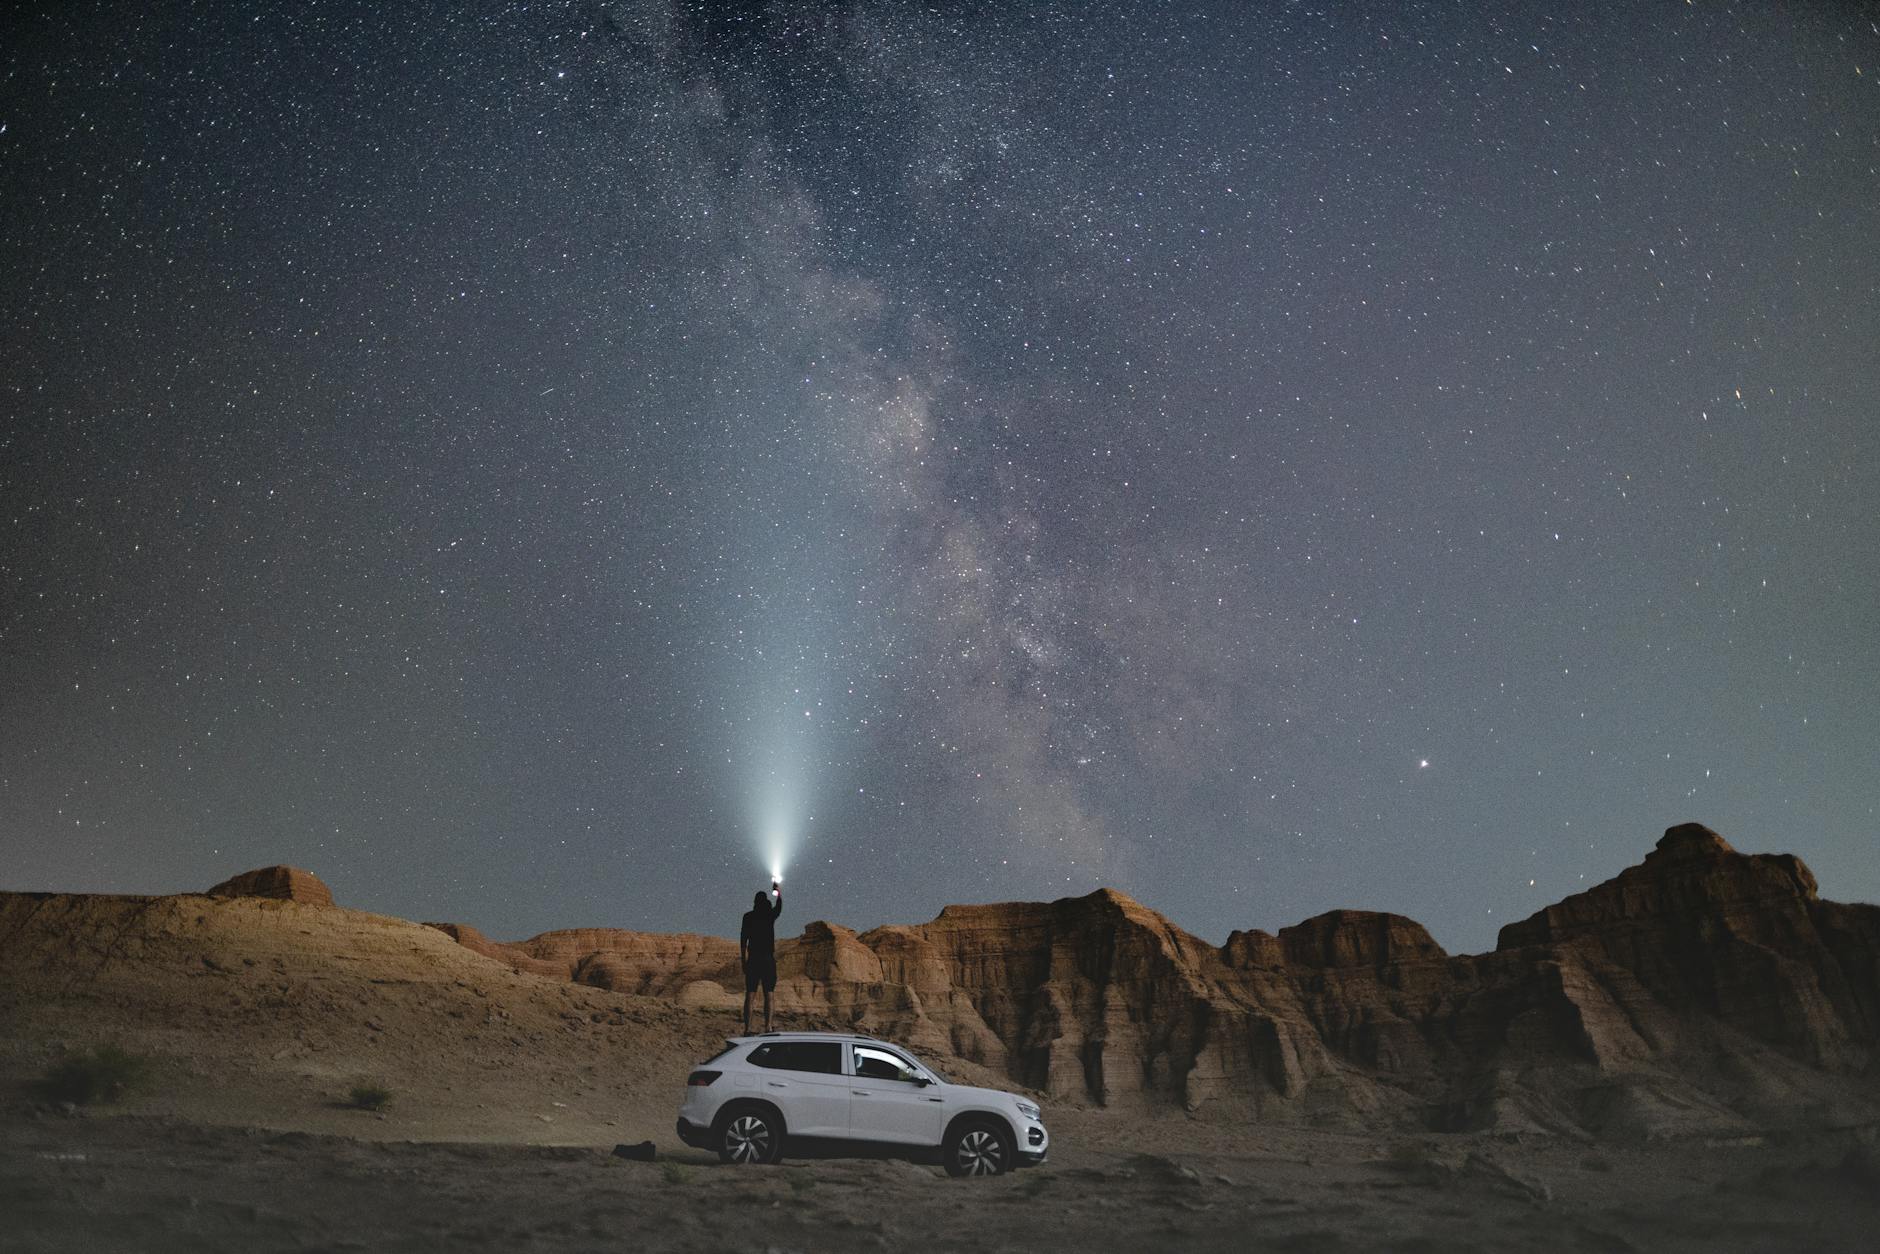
[43,1043,150,1106]
[659,1159,690,1185]
[348,1082,392,1111]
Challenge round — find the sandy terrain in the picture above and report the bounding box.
[3,889,1877,1251]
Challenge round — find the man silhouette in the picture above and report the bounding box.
[740,878,783,1033]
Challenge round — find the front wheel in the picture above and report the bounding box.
[716,1107,784,1165]
[943,1119,1014,1178]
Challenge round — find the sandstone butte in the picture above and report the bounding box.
[413,823,1880,1137]
[206,865,334,908]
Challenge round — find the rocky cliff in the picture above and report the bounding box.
[430,824,1880,1138]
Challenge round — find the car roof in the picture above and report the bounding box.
[727,1031,900,1048]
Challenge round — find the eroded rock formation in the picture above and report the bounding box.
[1493,823,1880,1074]
[206,866,334,907]
[423,824,1880,1137]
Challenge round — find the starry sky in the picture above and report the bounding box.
[4,1,1877,954]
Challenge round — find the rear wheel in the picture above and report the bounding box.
[716,1106,784,1165]
[943,1118,1013,1178]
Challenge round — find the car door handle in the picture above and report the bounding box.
[767,1081,788,1089]
[851,1090,869,1096]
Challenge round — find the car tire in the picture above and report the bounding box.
[715,1105,784,1165]
[943,1118,1014,1178]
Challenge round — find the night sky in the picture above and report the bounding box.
[4,2,1877,953]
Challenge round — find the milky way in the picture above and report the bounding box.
[3,2,1877,950]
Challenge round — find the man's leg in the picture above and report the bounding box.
[742,988,752,1034]
[762,986,772,1031]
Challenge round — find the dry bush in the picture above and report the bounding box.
[42,1044,150,1106]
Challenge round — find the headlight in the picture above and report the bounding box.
[1015,1100,1041,1119]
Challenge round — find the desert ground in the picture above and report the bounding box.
[9,1106,1880,1254]
[3,888,1877,1252]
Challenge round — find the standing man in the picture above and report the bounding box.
[740,878,782,1034]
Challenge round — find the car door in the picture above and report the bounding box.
[846,1043,944,1146]
[745,1042,848,1138]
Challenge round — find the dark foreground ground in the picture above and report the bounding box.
[5,1107,1878,1254]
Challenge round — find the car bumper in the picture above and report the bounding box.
[1018,1120,1049,1167]
[675,1117,713,1149]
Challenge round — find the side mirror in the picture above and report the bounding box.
[909,1074,932,1087]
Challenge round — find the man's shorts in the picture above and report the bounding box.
[744,954,777,994]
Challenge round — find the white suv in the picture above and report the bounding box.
[675,1032,1049,1177]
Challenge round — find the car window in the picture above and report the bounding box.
[852,1044,921,1082]
[746,1041,842,1075]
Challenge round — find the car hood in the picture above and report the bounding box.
[939,1082,1030,1109]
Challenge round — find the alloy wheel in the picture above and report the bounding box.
[724,1115,772,1163]
[955,1127,1005,1176]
